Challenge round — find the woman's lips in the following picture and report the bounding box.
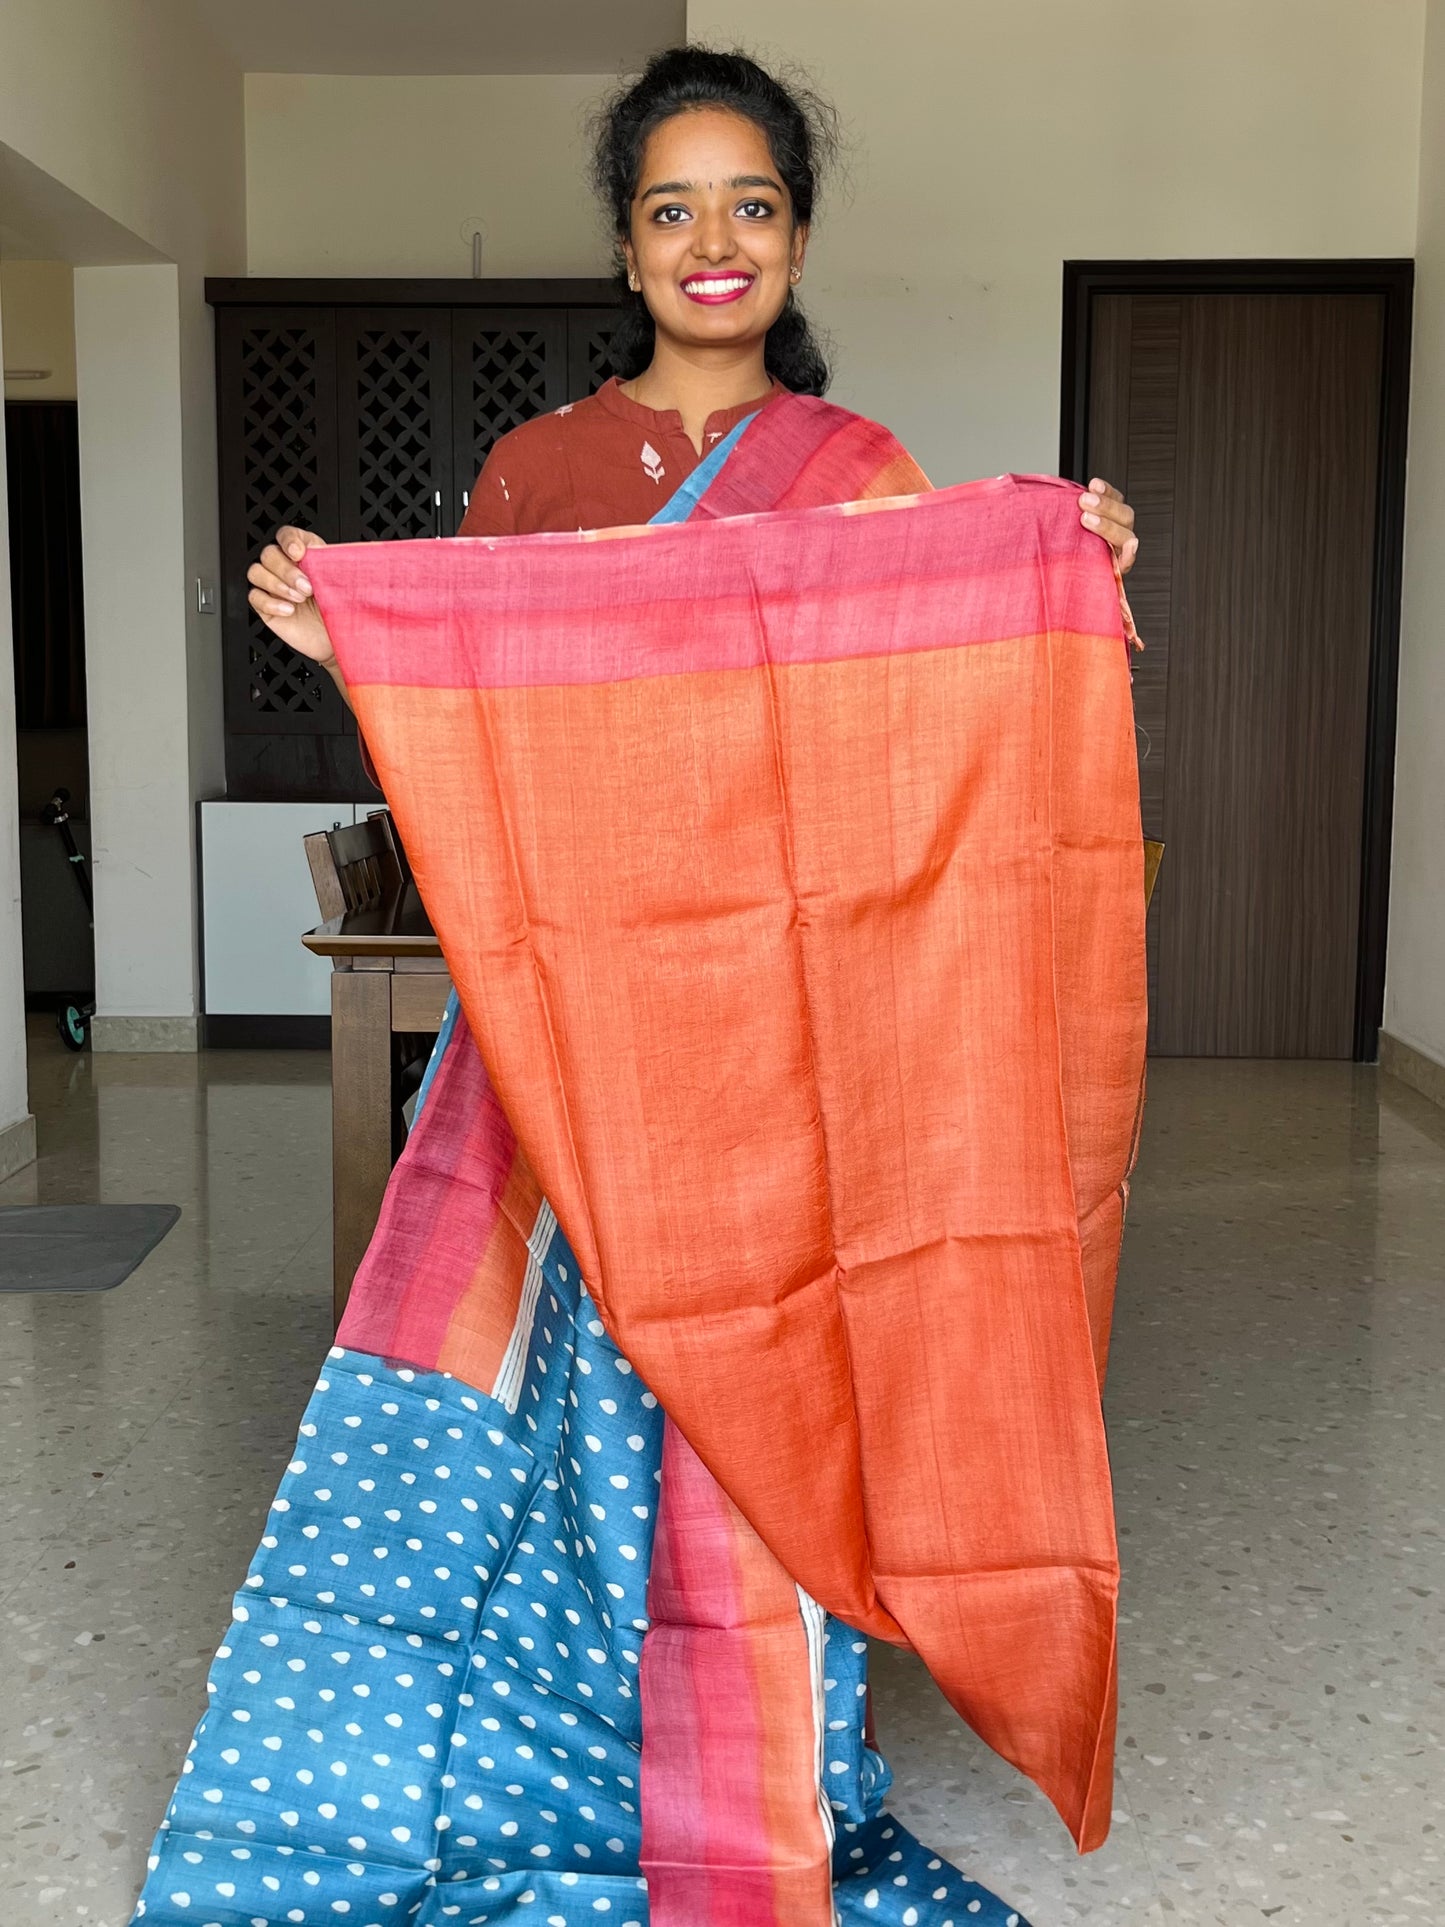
[680,273,756,305]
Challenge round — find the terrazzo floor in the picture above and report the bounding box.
[1,1022,1442,1926]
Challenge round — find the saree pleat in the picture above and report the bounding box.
[639,1424,835,1926]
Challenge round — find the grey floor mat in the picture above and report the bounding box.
[0,1203,181,1292]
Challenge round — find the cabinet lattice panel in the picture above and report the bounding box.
[583,326,618,394]
[239,326,327,715]
[215,287,619,790]
[462,328,554,480]
[353,328,443,541]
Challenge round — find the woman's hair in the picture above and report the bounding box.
[589,46,838,396]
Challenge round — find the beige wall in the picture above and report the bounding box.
[75,267,200,1034]
[0,287,36,1172]
[0,0,245,1049]
[245,74,615,277]
[0,0,243,275]
[1388,0,1445,1071]
[0,260,76,400]
[687,0,1425,482]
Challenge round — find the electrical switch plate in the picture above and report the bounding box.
[196,577,217,615]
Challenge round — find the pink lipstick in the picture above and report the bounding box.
[680,272,756,305]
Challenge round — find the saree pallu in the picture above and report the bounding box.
[131,396,1142,1927]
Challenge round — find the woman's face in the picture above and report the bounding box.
[623,106,807,357]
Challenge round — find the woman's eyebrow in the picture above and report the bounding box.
[639,174,785,202]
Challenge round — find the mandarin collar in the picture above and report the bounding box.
[595,374,785,440]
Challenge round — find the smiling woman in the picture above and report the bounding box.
[591,46,834,409]
[144,43,1147,1927]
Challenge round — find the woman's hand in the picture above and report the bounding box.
[1078,479,1139,575]
[247,526,336,668]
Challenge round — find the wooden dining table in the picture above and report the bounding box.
[303,884,452,1323]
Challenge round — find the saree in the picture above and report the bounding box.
[131,395,1144,1927]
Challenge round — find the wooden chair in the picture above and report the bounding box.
[304,814,404,923]
[304,810,437,1206]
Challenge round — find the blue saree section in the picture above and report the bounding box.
[135,1233,1025,1924]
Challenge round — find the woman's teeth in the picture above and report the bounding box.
[683,276,753,295]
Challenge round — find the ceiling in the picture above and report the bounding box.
[192,0,686,76]
[0,138,168,264]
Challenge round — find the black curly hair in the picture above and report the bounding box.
[589,46,838,396]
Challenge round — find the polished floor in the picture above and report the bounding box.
[1,1022,1443,1927]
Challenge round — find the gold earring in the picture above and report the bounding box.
[628,272,640,292]
[790,267,801,283]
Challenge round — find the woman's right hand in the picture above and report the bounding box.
[247,526,335,667]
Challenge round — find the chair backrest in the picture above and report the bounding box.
[304,813,404,920]
[1143,838,1164,908]
[366,807,413,889]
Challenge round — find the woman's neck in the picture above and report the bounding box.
[620,336,772,454]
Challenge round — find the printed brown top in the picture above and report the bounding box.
[457,374,786,536]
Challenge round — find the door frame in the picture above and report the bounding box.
[1059,258,1414,1062]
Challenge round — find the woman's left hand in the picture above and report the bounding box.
[1079,479,1139,575]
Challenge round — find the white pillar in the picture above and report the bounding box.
[0,274,38,1176]
[74,263,200,1048]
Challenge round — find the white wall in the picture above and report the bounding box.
[687,0,1425,481]
[0,0,245,1047]
[245,74,615,277]
[0,285,37,1175]
[0,2,242,277]
[0,259,76,400]
[1388,0,1445,1073]
[74,267,199,1030]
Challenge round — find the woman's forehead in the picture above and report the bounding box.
[637,107,779,187]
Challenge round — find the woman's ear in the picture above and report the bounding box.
[621,238,640,292]
[791,221,810,278]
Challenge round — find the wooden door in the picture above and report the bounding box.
[335,309,454,543]
[1077,280,1407,1059]
[451,309,567,527]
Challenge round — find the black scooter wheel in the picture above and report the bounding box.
[57,1005,89,1051]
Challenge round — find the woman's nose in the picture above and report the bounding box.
[691,213,737,263]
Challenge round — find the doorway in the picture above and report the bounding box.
[6,392,91,1015]
[1060,260,1412,1061]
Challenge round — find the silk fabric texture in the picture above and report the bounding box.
[308,392,1148,1855]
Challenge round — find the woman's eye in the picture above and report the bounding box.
[653,204,689,224]
[737,199,774,219]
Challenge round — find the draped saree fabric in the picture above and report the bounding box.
[308,417,1148,1854]
[128,395,1142,1927]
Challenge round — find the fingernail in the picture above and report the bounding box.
[1082,512,1100,527]
[286,542,304,560]
[293,577,312,597]
[1080,492,1099,508]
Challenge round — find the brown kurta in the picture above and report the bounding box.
[457,374,785,537]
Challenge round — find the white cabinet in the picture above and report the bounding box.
[199,802,357,1019]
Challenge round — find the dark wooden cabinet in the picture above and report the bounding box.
[209,278,621,800]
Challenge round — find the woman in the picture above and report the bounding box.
[145,47,1140,1927]
[246,52,1136,647]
